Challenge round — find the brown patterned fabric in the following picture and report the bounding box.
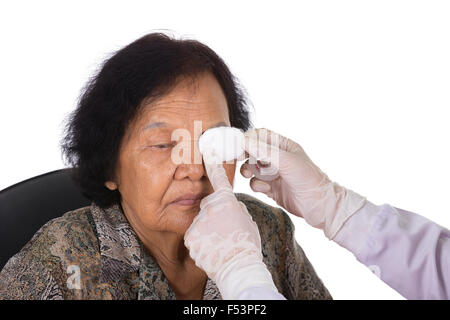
[0,193,332,300]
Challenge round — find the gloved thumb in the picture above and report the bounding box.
[202,150,233,192]
[244,134,280,165]
[250,178,271,193]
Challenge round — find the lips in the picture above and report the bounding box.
[170,193,207,206]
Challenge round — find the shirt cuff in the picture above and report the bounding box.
[333,199,382,256]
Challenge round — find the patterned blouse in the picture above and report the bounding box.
[0,193,332,300]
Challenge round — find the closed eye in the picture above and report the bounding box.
[149,142,176,149]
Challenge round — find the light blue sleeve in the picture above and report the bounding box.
[334,201,450,299]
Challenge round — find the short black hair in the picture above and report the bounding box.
[61,32,252,208]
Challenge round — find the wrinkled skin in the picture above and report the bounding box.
[105,72,237,299]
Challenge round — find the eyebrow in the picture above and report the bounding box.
[143,121,228,132]
[208,121,228,130]
[143,122,168,131]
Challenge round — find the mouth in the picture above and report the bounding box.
[169,193,207,206]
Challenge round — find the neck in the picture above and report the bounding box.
[140,229,190,268]
[119,201,192,269]
[119,200,207,299]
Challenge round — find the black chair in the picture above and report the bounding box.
[0,169,91,270]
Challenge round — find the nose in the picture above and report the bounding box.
[174,162,206,181]
[173,139,206,181]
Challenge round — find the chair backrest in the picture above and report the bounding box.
[0,169,91,270]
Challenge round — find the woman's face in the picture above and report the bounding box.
[106,72,236,236]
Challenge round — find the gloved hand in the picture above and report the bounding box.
[184,151,281,300]
[241,128,367,240]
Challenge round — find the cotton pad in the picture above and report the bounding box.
[199,126,245,162]
[199,126,280,182]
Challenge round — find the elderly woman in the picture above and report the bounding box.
[0,33,331,300]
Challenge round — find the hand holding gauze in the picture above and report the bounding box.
[241,128,367,240]
[184,127,279,299]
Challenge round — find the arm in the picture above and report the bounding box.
[184,153,280,300]
[334,201,450,299]
[241,128,450,299]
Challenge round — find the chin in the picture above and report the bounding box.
[168,207,200,233]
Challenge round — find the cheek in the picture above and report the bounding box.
[135,154,174,203]
[119,150,175,212]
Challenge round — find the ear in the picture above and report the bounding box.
[105,181,118,191]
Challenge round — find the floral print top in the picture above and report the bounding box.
[0,193,332,300]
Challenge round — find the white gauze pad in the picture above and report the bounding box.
[199,126,280,182]
[199,127,245,162]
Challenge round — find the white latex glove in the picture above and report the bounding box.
[184,151,281,300]
[241,128,367,240]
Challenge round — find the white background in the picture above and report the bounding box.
[1,1,449,299]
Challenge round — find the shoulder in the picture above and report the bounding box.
[0,205,100,299]
[23,206,99,264]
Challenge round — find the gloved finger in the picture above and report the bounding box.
[241,158,280,179]
[200,187,235,210]
[244,137,281,172]
[245,128,301,154]
[244,128,280,147]
[250,177,272,193]
[244,135,276,163]
[202,151,233,192]
[240,160,253,178]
